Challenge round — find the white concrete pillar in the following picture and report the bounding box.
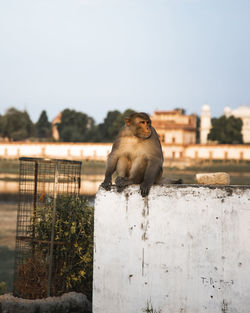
[200,104,212,144]
[93,185,250,313]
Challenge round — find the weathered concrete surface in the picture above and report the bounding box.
[93,185,250,313]
[0,292,91,313]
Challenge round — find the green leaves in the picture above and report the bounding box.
[0,107,35,141]
[208,115,243,144]
[36,110,52,139]
[57,109,95,142]
[0,106,136,142]
[26,195,94,299]
[98,108,135,142]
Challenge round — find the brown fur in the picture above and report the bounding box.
[100,112,163,197]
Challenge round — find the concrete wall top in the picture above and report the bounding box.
[93,184,250,313]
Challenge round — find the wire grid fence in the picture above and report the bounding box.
[13,157,82,299]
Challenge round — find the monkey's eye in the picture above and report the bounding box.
[140,120,146,125]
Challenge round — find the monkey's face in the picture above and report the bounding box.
[133,117,152,139]
[125,112,152,139]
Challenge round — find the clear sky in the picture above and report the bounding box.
[0,0,250,123]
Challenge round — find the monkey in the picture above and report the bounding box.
[100,112,181,197]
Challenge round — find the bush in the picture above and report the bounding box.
[14,196,94,300]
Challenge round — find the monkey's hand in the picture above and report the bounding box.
[140,182,151,197]
[100,178,112,191]
[115,176,129,193]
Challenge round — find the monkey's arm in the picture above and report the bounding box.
[140,159,162,197]
[100,153,119,191]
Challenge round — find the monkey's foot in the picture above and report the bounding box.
[100,180,112,191]
[115,176,129,192]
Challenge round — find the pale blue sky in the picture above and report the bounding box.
[0,0,250,123]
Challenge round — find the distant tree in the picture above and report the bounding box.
[84,124,102,142]
[57,109,95,142]
[36,110,52,140]
[114,109,136,128]
[82,117,98,142]
[1,108,35,141]
[98,109,135,142]
[196,115,200,143]
[0,114,3,137]
[208,115,243,144]
[98,110,121,142]
[174,108,186,115]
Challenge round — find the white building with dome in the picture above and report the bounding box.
[200,104,212,144]
[200,104,250,144]
[224,106,250,143]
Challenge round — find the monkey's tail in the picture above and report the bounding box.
[158,177,183,185]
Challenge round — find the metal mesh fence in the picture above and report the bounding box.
[13,157,82,298]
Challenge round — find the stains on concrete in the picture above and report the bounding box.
[141,221,149,241]
[142,248,145,276]
[128,274,133,284]
[125,192,129,213]
[144,196,149,213]
[221,299,229,313]
[129,224,137,235]
[142,198,149,217]
[154,184,250,200]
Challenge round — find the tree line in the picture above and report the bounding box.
[0,107,135,142]
[0,107,243,143]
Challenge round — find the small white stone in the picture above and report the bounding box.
[196,172,230,185]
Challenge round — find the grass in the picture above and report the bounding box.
[0,202,17,293]
[81,159,106,175]
[0,202,17,249]
[0,158,249,184]
[180,160,250,173]
[0,246,15,292]
[163,160,250,185]
[163,170,250,185]
[0,159,106,176]
[0,159,19,174]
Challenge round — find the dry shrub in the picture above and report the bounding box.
[14,255,49,299]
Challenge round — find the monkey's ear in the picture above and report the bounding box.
[125,118,131,126]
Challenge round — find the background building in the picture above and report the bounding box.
[200,104,212,144]
[200,104,250,144]
[51,112,62,141]
[151,109,196,144]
